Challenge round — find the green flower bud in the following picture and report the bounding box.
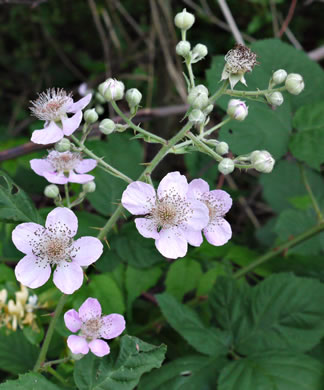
[176,40,191,57]
[82,181,96,193]
[251,150,275,173]
[216,142,229,155]
[218,158,235,175]
[188,92,209,109]
[189,84,209,96]
[95,105,104,115]
[84,108,98,124]
[99,78,125,101]
[285,73,305,95]
[189,109,205,124]
[227,99,248,121]
[268,92,284,106]
[192,43,208,61]
[55,138,71,152]
[174,9,195,30]
[126,88,142,107]
[44,184,59,199]
[99,118,116,135]
[203,104,214,115]
[95,92,106,104]
[272,69,287,85]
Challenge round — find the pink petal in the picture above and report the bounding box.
[43,171,69,185]
[79,297,102,322]
[88,339,110,357]
[157,171,188,199]
[67,335,89,355]
[204,218,232,246]
[75,159,97,174]
[62,111,82,136]
[203,190,232,216]
[134,218,159,239]
[100,314,126,339]
[68,94,92,113]
[45,207,78,237]
[64,309,82,332]
[155,227,188,259]
[31,121,63,145]
[68,171,94,184]
[121,181,156,215]
[183,230,203,247]
[181,199,209,231]
[30,159,53,177]
[188,178,209,200]
[15,255,51,289]
[53,262,84,294]
[72,237,103,266]
[12,223,44,254]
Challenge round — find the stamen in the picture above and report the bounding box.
[47,151,82,174]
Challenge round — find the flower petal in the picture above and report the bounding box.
[46,207,78,237]
[203,190,232,216]
[204,218,232,246]
[157,171,188,199]
[68,171,94,184]
[15,255,51,289]
[68,94,92,113]
[79,297,102,322]
[53,262,83,294]
[188,178,209,200]
[72,237,103,266]
[64,309,82,332]
[121,181,156,215]
[155,227,188,259]
[31,121,63,145]
[43,171,69,185]
[12,223,44,254]
[62,111,82,136]
[134,218,159,239]
[183,230,203,247]
[100,314,126,339]
[88,339,110,357]
[67,335,89,355]
[75,159,97,174]
[181,199,209,231]
[30,159,53,177]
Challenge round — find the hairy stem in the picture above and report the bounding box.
[225,85,286,98]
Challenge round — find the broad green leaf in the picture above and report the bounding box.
[184,152,219,187]
[0,171,41,224]
[74,335,166,390]
[290,102,324,170]
[218,352,324,390]
[138,354,227,390]
[74,211,106,238]
[0,264,15,283]
[165,258,203,300]
[196,264,227,296]
[156,293,231,357]
[0,372,63,390]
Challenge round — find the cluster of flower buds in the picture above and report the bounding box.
[188,85,213,124]
[227,99,248,121]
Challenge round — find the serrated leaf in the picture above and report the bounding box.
[0,372,63,390]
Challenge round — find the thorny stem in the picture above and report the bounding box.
[224,85,286,98]
[41,357,71,369]
[209,80,229,102]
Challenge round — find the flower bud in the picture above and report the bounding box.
[285,73,305,95]
[84,108,98,124]
[272,69,287,85]
[218,158,235,175]
[99,78,125,101]
[251,150,275,173]
[95,105,104,115]
[83,181,96,193]
[189,109,205,124]
[55,138,71,152]
[190,84,209,96]
[227,99,248,121]
[204,104,214,116]
[192,44,208,60]
[268,92,284,106]
[216,142,229,155]
[126,88,142,107]
[188,92,209,109]
[176,41,191,57]
[44,184,59,199]
[99,118,116,135]
[95,92,106,104]
[174,9,195,30]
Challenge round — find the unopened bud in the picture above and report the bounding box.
[218,158,234,175]
[99,119,116,135]
[176,41,191,57]
[84,108,98,124]
[272,69,287,85]
[204,104,214,116]
[55,138,71,152]
[44,184,59,199]
[192,44,208,61]
[174,9,195,30]
[227,99,248,121]
[83,181,96,193]
[126,88,142,107]
[95,105,104,115]
[251,150,275,173]
[99,78,125,101]
[189,109,205,124]
[95,92,106,104]
[188,92,208,109]
[285,73,305,95]
[268,92,284,106]
[216,142,229,155]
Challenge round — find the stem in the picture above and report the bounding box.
[46,366,67,385]
[33,294,68,372]
[202,117,231,137]
[64,183,71,208]
[225,86,286,98]
[186,59,195,89]
[42,357,71,369]
[209,80,229,102]
[233,222,324,279]
[187,132,223,162]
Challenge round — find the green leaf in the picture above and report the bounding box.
[156,293,231,357]
[196,264,227,296]
[184,152,219,187]
[0,264,15,283]
[74,335,166,390]
[0,171,41,224]
[218,352,324,390]
[165,258,203,300]
[290,102,324,170]
[0,372,63,390]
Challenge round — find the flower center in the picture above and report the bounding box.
[225,44,257,74]
[47,151,81,174]
[81,317,102,340]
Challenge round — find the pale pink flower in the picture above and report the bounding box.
[30,88,92,145]
[30,151,97,185]
[64,297,125,357]
[188,179,232,246]
[121,172,209,259]
[12,208,103,294]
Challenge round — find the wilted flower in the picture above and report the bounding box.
[64,297,125,357]
[30,88,92,145]
[12,207,103,294]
